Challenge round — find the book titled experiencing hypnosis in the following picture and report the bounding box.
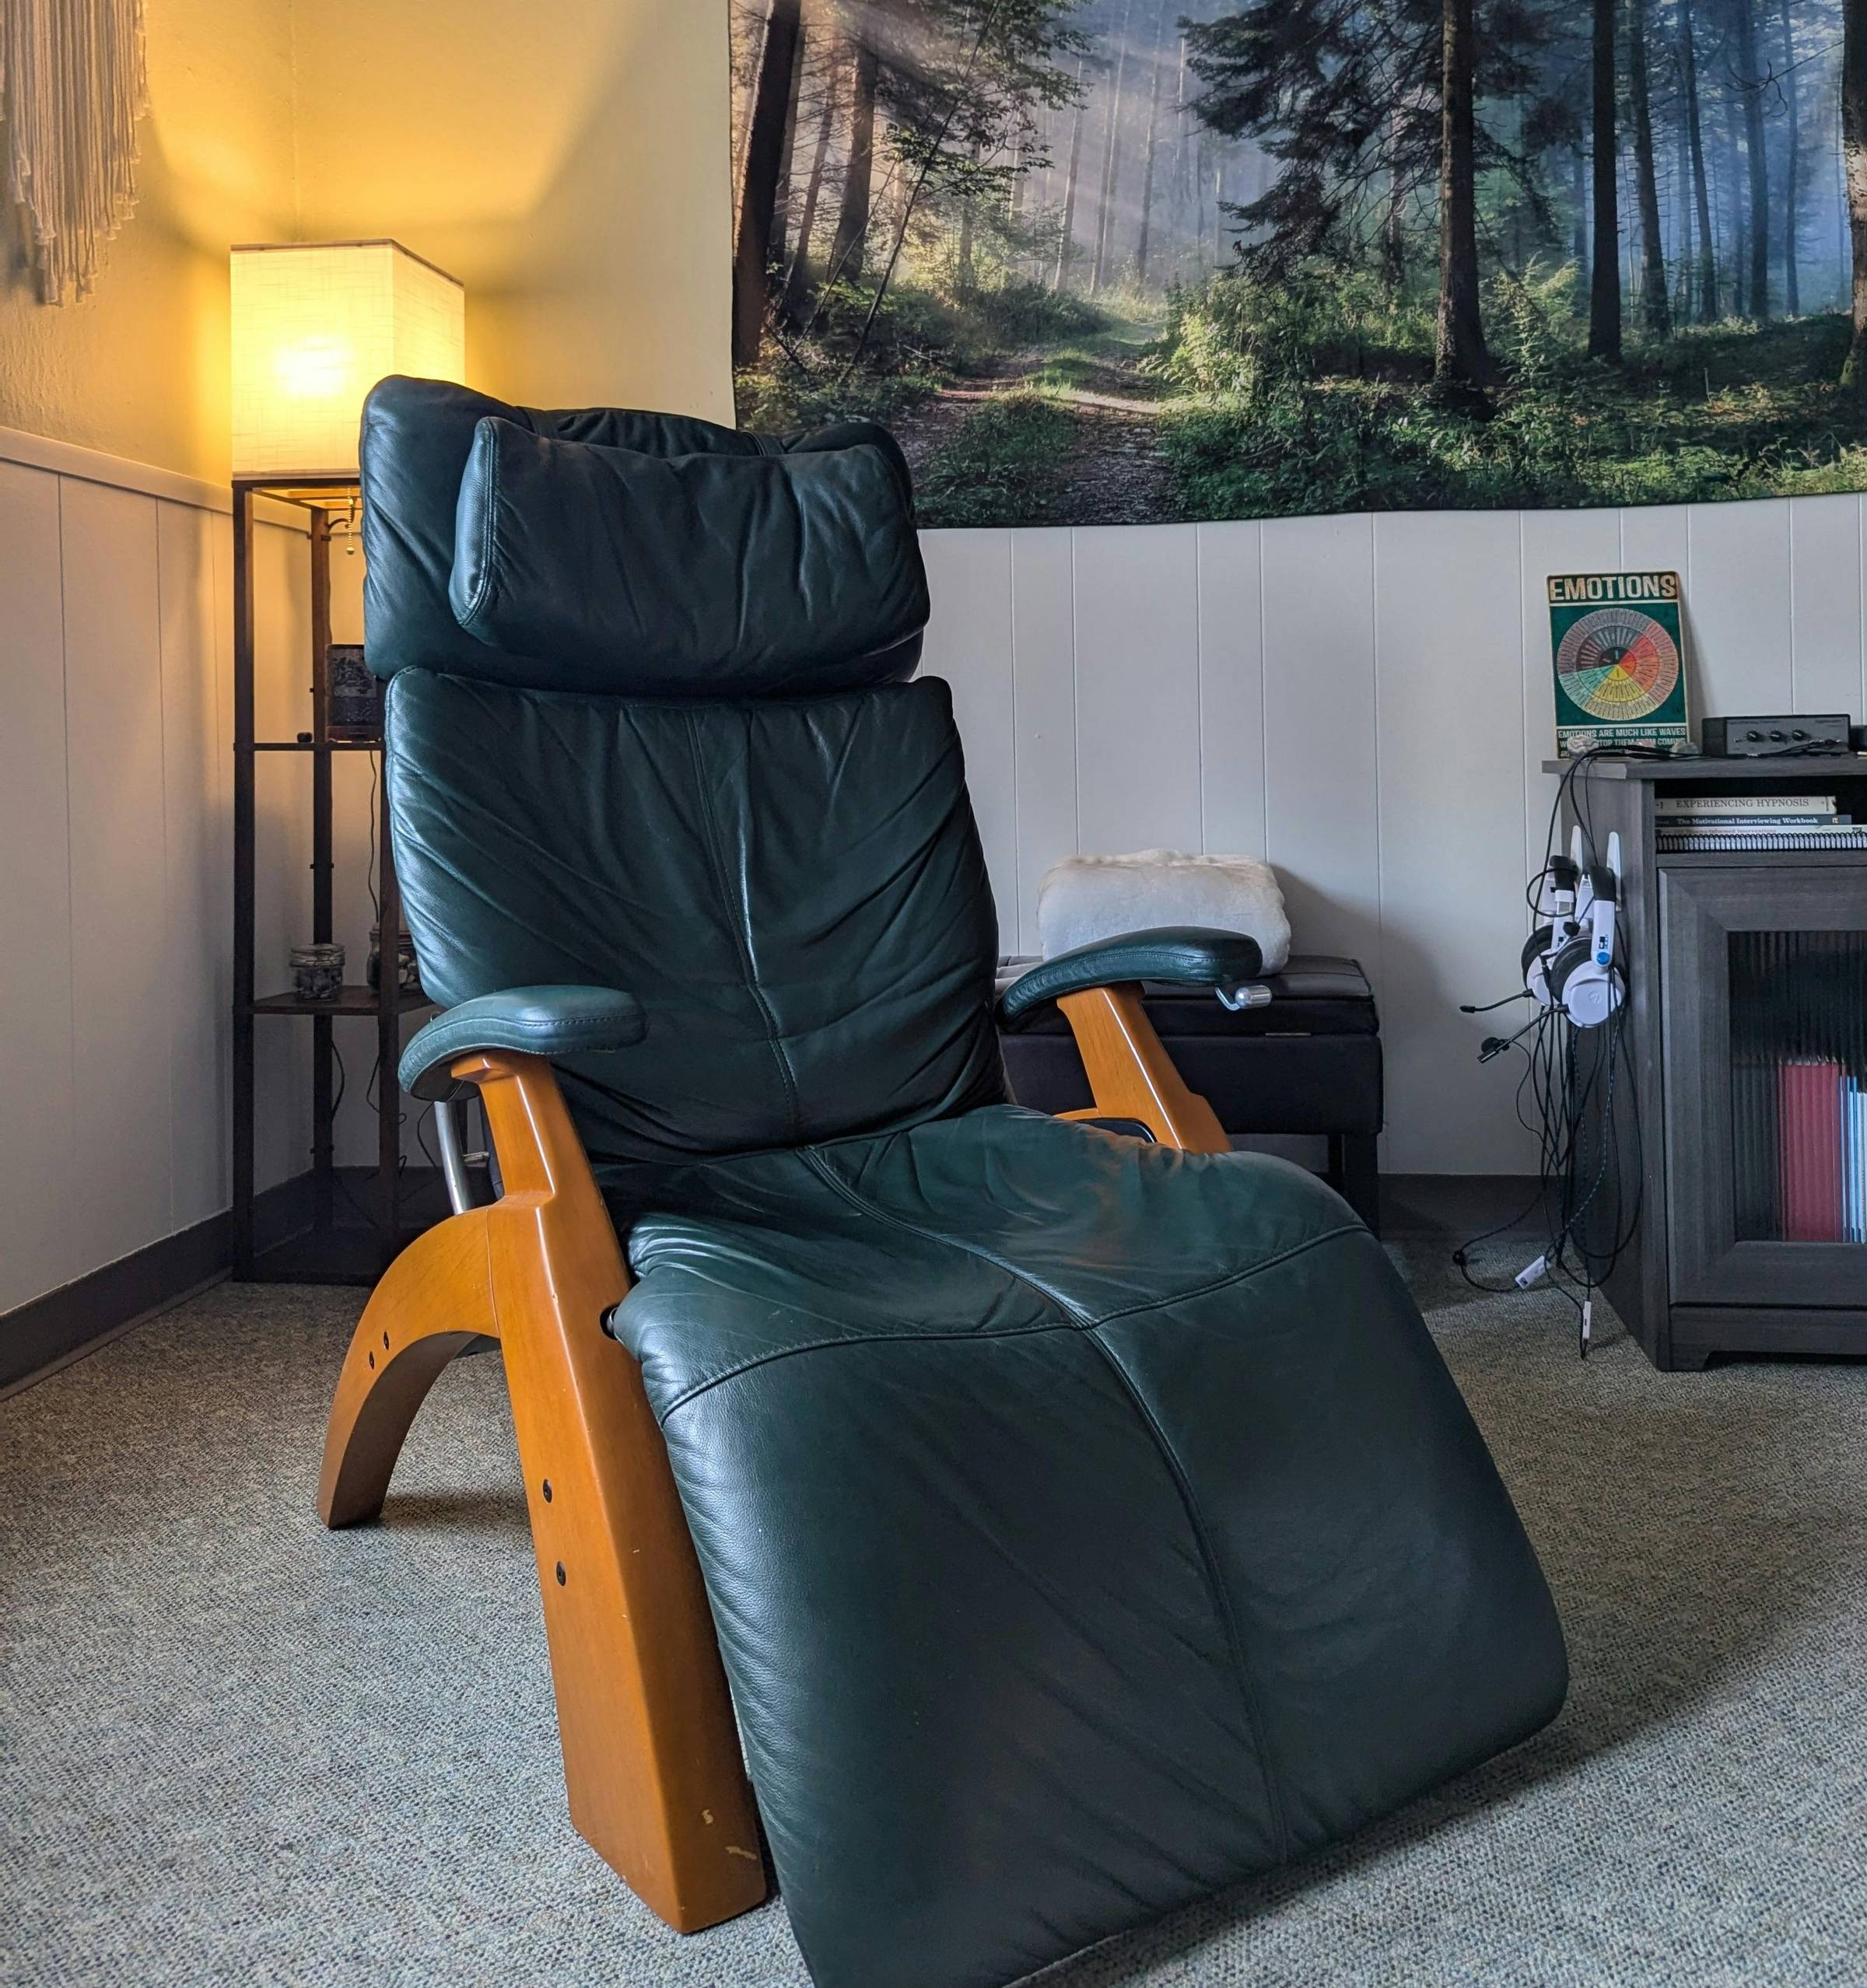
[1547,571,1691,758]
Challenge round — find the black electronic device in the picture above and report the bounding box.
[1701,713,1852,757]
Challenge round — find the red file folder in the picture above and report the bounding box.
[1778,1059,1844,1244]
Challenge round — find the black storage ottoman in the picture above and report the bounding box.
[997,954,1384,1233]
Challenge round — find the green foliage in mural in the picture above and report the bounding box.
[730,0,1867,527]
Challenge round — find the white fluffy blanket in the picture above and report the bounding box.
[1036,850,1291,974]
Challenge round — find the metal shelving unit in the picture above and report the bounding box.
[231,475,435,1283]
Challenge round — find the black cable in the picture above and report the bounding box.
[1456,982,1624,1343]
[1458,742,1669,1349]
[1454,1043,1548,1287]
[366,751,380,924]
[1735,737,1850,759]
[1452,1018,1557,1293]
[327,1039,384,1230]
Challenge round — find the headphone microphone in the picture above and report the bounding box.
[1477,1016,1542,1062]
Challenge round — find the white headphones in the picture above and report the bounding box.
[1522,830,1624,1027]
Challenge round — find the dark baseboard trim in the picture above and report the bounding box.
[1380,1174,1544,1240]
[2,1167,457,1398]
[1,1213,232,1398]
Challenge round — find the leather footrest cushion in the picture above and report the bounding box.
[609,1107,1565,1988]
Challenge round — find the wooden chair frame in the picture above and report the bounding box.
[318,1048,766,1933]
[317,992,1222,1933]
[1053,983,1231,1153]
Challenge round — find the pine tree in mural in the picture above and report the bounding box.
[1679,0,1720,323]
[1781,0,1803,313]
[1844,0,1867,404]
[828,30,879,283]
[1588,0,1622,360]
[733,0,803,367]
[1627,0,1671,339]
[1732,0,1772,318]
[1434,0,1492,396]
[728,0,1867,527]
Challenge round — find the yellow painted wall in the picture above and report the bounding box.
[291,0,732,420]
[0,0,732,482]
[0,0,298,483]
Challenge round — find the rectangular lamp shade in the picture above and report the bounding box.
[230,240,464,480]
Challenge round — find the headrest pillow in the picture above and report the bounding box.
[447,417,929,699]
[358,375,926,698]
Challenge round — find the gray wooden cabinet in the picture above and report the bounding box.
[1558,758,1867,1368]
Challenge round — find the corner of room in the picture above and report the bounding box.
[5,3,1866,1984]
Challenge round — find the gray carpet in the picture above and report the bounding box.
[5,1244,1867,1987]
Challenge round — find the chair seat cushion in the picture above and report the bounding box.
[609,1107,1565,1988]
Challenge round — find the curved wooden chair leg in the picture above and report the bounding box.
[468,1052,768,1934]
[316,1049,765,1936]
[318,1209,497,1528]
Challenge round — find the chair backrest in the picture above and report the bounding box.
[361,378,1006,1182]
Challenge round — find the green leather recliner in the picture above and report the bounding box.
[317,376,1566,1988]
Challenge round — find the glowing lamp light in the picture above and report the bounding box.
[231,240,464,479]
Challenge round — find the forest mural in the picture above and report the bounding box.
[730,0,1867,527]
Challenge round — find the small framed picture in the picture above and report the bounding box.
[1547,572,1690,758]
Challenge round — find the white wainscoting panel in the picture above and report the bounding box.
[0,462,79,1314]
[1259,513,1382,972]
[919,530,1018,943]
[61,479,173,1272]
[1009,528,1077,954]
[1374,509,1529,1172]
[1789,496,1867,720]
[6,441,1867,1318]
[1195,520,1267,861]
[159,500,232,1232]
[0,439,325,1321]
[920,496,1867,1176]
[1072,526,1203,863]
[1684,499,1794,719]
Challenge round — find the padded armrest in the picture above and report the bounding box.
[997,926,1265,1026]
[400,986,646,1101]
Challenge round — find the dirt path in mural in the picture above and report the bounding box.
[1050,390,1176,525]
[890,324,1179,526]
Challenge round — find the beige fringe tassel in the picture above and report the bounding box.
[0,0,148,303]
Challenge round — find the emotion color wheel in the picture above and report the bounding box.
[1554,606,1682,723]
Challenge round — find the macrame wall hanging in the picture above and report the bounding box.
[0,0,149,303]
